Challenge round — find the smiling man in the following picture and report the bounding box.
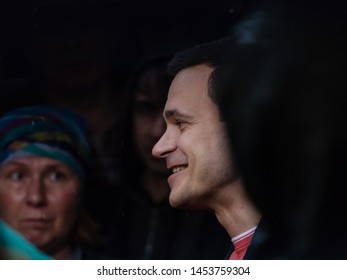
[152,38,261,260]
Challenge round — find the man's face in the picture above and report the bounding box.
[152,64,236,209]
[0,156,81,254]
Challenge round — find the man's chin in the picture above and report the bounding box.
[169,193,191,209]
[169,192,208,211]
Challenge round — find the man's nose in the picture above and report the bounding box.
[152,129,177,159]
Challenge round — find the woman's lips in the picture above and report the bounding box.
[20,218,52,228]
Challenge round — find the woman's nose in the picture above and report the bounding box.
[25,177,47,207]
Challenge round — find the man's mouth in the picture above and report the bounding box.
[172,165,188,173]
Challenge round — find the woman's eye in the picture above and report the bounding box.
[49,171,66,181]
[10,171,24,181]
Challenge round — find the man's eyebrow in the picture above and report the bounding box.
[164,109,192,120]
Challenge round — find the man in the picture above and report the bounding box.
[152,39,261,260]
[103,51,229,260]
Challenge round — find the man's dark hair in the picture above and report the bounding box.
[167,37,232,104]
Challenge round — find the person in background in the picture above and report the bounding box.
[104,50,230,259]
[0,106,102,259]
[152,39,261,260]
[215,1,347,259]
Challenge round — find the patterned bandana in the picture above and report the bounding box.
[0,106,90,182]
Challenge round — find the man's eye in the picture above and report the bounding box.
[175,120,186,129]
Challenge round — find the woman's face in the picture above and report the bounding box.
[0,155,81,255]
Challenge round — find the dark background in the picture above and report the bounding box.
[0,0,258,89]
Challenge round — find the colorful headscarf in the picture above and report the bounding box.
[0,106,90,182]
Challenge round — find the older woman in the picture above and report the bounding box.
[0,106,98,259]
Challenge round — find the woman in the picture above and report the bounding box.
[0,106,99,259]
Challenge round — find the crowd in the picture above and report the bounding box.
[0,0,346,259]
